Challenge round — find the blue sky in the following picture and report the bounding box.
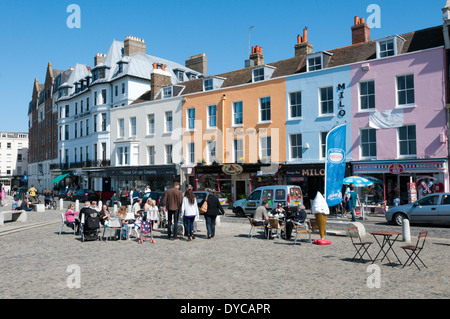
[0,0,445,133]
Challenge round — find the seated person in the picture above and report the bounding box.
[65,203,80,232]
[253,200,269,238]
[271,202,285,216]
[285,205,307,239]
[16,199,32,211]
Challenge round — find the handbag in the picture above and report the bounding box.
[200,196,208,214]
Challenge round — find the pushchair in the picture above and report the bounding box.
[80,210,101,242]
[138,220,155,243]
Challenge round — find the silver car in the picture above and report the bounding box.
[385,193,450,226]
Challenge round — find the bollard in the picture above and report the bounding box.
[98,200,102,208]
[113,204,118,215]
[216,215,221,226]
[60,198,64,210]
[402,218,411,243]
[75,200,79,212]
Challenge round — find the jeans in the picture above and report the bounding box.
[167,209,180,238]
[351,207,357,222]
[185,216,195,236]
[205,215,217,237]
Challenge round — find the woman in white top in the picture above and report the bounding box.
[145,198,159,228]
[181,189,199,241]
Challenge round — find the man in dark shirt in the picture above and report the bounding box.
[163,181,183,240]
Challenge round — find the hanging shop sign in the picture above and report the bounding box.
[222,164,244,175]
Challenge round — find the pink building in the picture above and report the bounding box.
[349,27,448,205]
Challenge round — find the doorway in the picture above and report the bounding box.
[235,180,246,202]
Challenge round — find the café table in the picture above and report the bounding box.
[370,231,403,266]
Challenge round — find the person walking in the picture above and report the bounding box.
[0,185,6,207]
[28,184,38,203]
[162,181,183,240]
[199,189,225,239]
[349,185,361,222]
[181,188,199,241]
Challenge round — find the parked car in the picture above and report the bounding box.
[193,191,229,209]
[72,189,100,203]
[385,193,450,226]
[58,189,76,201]
[233,185,303,217]
[140,191,165,210]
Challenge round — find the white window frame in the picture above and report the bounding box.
[232,101,243,126]
[259,96,271,123]
[207,104,217,128]
[359,80,376,111]
[259,136,271,161]
[187,142,195,164]
[165,144,173,164]
[234,139,244,163]
[165,111,173,133]
[252,67,265,82]
[398,125,417,158]
[203,78,213,91]
[148,146,155,165]
[360,128,377,159]
[187,108,195,130]
[290,133,303,160]
[396,74,415,107]
[130,117,137,137]
[162,86,173,99]
[320,131,329,159]
[289,91,302,119]
[147,114,155,135]
[307,53,322,72]
[377,38,395,58]
[118,118,125,138]
[319,86,334,116]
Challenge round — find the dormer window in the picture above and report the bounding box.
[308,55,322,71]
[203,76,226,92]
[306,52,332,72]
[253,68,264,82]
[378,39,395,58]
[118,63,123,73]
[174,69,185,82]
[204,78,213,91]
[376,35,405,59]
[186,72,197,80]
[162,86,173,99]
[252,65,276,83]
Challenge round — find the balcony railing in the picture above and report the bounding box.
[50,160,110,170]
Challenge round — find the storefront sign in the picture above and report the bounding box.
[222,164,244,175]
[388,163,404,174]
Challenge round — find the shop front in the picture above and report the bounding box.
[352,158,449,206]
[192,163,275,203]
[91,165,178,200]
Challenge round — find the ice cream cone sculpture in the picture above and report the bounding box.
[312,192,330,240]
[314,213,328,240]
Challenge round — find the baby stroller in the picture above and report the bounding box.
[138,220,155,244]
[80,210,101,242]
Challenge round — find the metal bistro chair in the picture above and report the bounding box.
[348,226,373,263]
[401,231,428,270]
[267,218,285,242]
[292,221,312,245]
[247,216,265,239]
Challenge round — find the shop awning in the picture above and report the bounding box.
[51,173,70,183]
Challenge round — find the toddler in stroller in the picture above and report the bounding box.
[136,210,155,244]
[80,206,101,242]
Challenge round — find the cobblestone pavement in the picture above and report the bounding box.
[0,199,449,299]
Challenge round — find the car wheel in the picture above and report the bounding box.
[393,213,407,226]
[235,207,245,217]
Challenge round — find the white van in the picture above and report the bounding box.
[232,185,303,217]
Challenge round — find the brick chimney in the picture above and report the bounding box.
[294,28,313,56]
[351,16,370,45]
[150,63,171,100]
[124,35,146,56]
[94,53,106,66]
[185,53,207,75]
[250,45,264,66]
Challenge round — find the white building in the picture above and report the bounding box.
[53,35,203,196]
[109,75,185,191]
[0,132,29,192]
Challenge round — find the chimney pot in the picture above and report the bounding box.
[303,28,308,43]
[351,16,370,44]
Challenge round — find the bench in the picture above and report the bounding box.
[309,218,366,237]
[0,210,28,226]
